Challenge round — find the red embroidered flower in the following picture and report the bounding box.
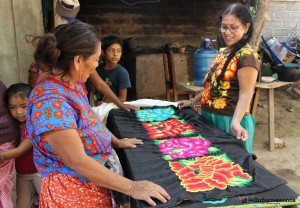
[142,119,196,139]
[34,110,42,118]
[52,101,61,109]
[201,88,211,105]
[54,110,63,118]
[35,101,43,109]
[44,107,52,120]
[53,126,62,130]
[169,154,252,192]
[34,86,45,96]
[70,122,76,129]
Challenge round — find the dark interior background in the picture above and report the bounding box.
[77,0,238,51]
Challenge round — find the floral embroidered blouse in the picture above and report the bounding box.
[201,46,261,116]
[26,77,112,183]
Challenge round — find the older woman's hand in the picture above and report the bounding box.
[114,138,143,149]
[128,180,170,206]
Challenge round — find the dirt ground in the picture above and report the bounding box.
[253,85,300,195]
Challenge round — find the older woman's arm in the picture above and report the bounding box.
[44,129,170,206]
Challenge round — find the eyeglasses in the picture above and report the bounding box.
[107,48,122,54]
[219,24,244,33]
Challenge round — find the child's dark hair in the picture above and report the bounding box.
[5,83,31,104]
[102,36,123,51]
[217,3,253,84]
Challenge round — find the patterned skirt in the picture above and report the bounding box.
[39,173,112,208]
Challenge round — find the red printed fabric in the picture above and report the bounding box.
[39,173,111,208]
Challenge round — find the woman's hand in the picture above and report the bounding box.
[128,180,170,207]
[119,103,140,111]
[230,121,248,141]
[114,138,143,149]
[178,100,192,109]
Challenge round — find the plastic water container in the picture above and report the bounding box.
[194,38,218,86]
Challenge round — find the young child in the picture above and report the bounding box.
[0,83,41,208]
[92,35,131,105]
[0,80,20,208]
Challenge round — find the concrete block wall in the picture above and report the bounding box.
[263,0,300,43]
[77,0,236,49]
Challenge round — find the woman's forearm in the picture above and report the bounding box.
[89,71,124,107]
[45,129,133,195]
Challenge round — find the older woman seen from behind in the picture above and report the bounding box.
[26,20,170,207]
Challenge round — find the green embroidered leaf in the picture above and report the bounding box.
[229,176,253,187]
[215,153,232,162]
[172,115,180,120]
[162,155,173,161]
[190,134,206,139]
[178,158,195,167]
[182,130,196,135]
[153,140,166,145]
[208,147,220,154]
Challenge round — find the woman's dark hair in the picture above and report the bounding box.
[5,83,31,104]
[33,20,101,79]
[102,36,123,51]
[217,3,253,83]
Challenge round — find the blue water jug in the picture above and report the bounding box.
[194,38,218,86]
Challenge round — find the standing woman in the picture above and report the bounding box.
[26,20,170,207]
[179,3,260,153]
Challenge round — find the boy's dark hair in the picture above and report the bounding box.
[102,36,123,51]
[5,83,31,104]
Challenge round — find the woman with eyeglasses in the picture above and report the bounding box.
[178,3,261,153]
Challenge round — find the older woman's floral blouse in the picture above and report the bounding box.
[26,77,112,183]
[201,46,261,116]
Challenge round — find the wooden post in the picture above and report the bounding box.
[249,0,271,51]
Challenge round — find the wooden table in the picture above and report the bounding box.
[176,82,203,111]
[176,81,204,92]
[251,81,293,151]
